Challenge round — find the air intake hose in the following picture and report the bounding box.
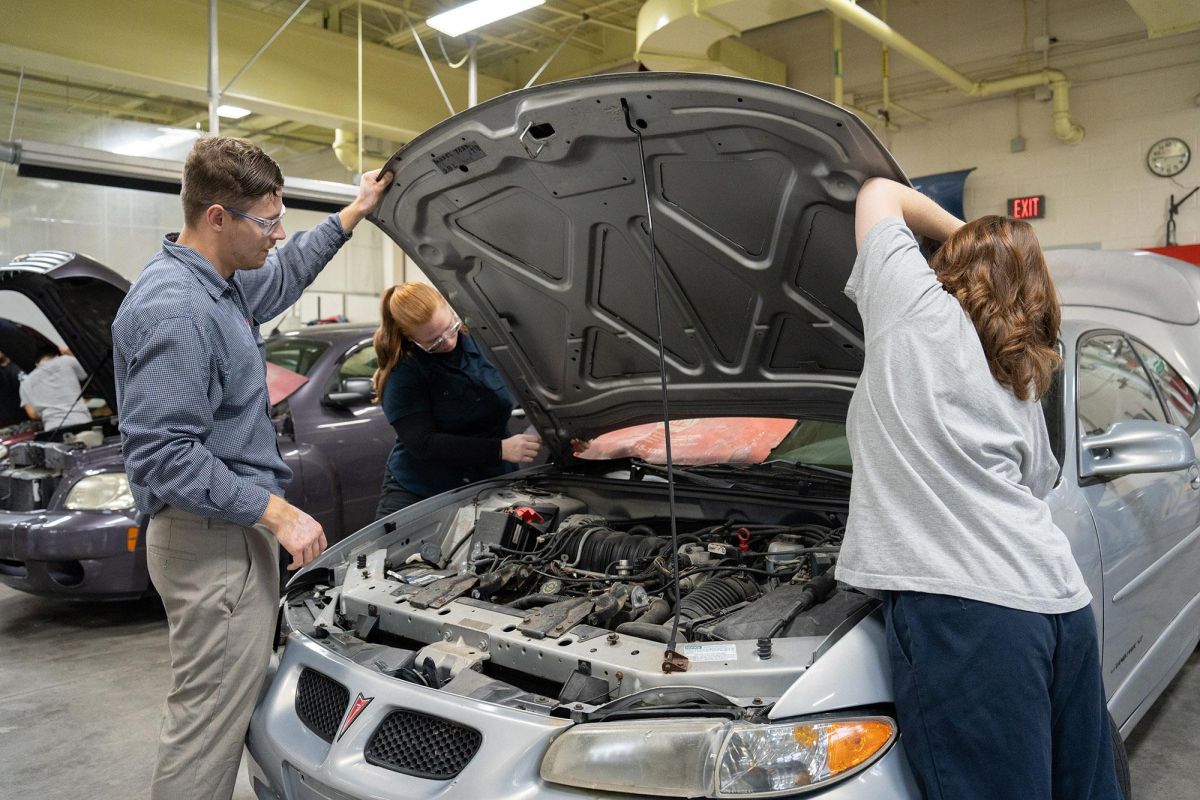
[678,575,760,620]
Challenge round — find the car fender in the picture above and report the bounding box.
[769,606,893,719]
[285,441,344,542]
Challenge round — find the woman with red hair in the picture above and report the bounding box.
[370,283,540,518]
[837,177,1121,800]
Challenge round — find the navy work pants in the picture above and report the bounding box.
[374,471,425,521]
[884,591,1123,800]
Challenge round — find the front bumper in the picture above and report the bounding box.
[247,634,920,800]
[0,509,148,600]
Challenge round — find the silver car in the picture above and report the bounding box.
[247,74,1196,799]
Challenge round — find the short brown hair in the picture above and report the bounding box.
[180,137,284,225]
[930,215,1062,401]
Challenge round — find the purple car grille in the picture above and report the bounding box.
[364,709,482,779]
[295,669,350,743]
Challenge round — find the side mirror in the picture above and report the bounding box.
[323,377,374,409]
[1079,419,1197,480]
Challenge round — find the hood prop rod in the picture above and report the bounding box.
[620,98,688,673]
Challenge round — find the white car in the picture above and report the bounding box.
[246,73,1200,800]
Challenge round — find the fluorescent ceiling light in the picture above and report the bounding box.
[111,128,200,157]
[426,0,545,37]
[217,104,252,120]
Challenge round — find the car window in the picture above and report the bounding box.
[339,345,377,382]
[1077,333,1167,436]
[576,417,798,465]
[574,417,850,469]
[1129,339,1197,429]
[1040,348,1065,470]
[264,338,329,377]
[766,419,851,470]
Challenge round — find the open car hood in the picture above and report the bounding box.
[0,250,130,412]
[372,73,908,456]
[0,319,61,374]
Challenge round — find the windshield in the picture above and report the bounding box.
[576,417,851,470]
[264,337,330,377]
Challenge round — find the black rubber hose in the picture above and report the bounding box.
[614,621,672,643]
[679,575,760,620]
[634,598,672,625]
[509,593,564,610]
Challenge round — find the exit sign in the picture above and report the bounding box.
[1008,195,1046,219]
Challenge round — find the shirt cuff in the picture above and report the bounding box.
[228,482,272,528]
[328,212,353,242]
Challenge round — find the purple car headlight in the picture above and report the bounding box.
[64,473,134,511]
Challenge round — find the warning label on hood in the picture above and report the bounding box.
[432,142,486,174]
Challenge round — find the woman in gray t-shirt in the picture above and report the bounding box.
[841,177,1121,800]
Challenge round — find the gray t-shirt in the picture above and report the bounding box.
[835,217,1090,614]
[19,355,92,430]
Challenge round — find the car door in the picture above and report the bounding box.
[317,342,391,535]
[1074,331,1200,725]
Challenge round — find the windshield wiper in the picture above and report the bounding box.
[761,460,852,481]
[630,459,736,489]
[687,461,852,488]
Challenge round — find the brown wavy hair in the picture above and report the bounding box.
[930,215,1061,401]
[372,283,470,402]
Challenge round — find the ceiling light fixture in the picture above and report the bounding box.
[111,128,201,157]
[217,104,252,120]
[426,0,545,37]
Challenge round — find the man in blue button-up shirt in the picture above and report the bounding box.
[112,136,391,800]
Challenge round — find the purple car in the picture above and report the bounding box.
[0,250,394,600]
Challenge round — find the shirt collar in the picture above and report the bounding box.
[162,233,232,301]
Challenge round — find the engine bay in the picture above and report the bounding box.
[285,480,871,714]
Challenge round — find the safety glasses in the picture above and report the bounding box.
[210,202,287,235]
[414,313,462,353]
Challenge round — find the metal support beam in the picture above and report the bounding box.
[0,0,511,140]
[468,39,478,108]
[224,0,313,95]
[0,138,358,211]
[525,17,588,89]
[208,0,219,134]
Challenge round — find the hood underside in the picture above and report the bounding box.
[0,319,60,374]
[0,251,130,412]
[372,73,908,453]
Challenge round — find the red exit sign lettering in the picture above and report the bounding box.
[1008,195,1046,219]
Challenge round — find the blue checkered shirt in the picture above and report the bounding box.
[112,215,351,526]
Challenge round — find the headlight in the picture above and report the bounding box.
[540,716,895,798]
[64,473,134,510]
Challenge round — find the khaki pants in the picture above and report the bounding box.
[146,507,279,800]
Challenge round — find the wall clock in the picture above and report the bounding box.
[1147,137,1191,178]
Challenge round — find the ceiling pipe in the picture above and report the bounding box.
[812,0,1084,144]
[332,128,386,173]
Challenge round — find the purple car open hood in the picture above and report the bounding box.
[0,250,130,412]
[371,73,907,456]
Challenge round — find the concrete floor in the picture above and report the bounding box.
[1,582,1197,800]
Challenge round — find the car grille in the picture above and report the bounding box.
[365,709,482,779]
[295,669,350,743]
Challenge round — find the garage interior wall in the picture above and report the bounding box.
[0,0,1197,327]
[0,106,424,329]
[743,0,1200,249]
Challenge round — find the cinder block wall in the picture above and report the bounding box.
[744,0,1200,249]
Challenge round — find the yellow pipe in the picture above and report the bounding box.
[332,129,386,173]
[813,0,1084,143]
